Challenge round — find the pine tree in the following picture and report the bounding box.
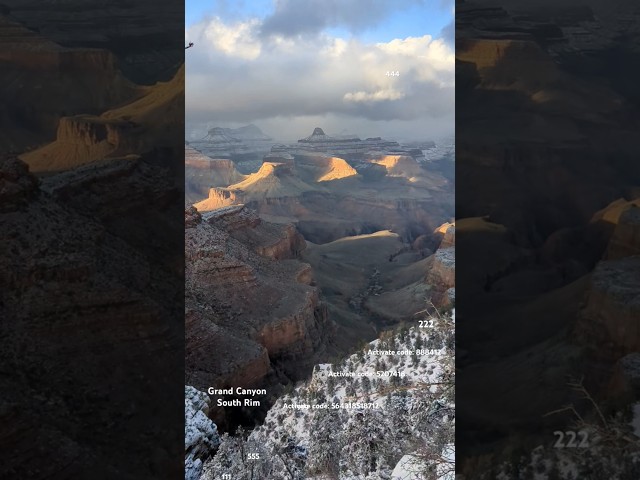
[306,407,341,479]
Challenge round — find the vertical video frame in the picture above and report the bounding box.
[184,1,455,479]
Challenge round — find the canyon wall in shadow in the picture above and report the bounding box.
[0,2,184,478]
[456,0,640,476]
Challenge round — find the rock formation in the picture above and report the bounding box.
[0,156,183,478]
[1,0,183,84]
[185,386,220,480]
[1,3,184,477]
[425,223,456,308]
[194,153,452,244]
[608,353,640,405]
[185,205,333,428]
[271,127,425,161]
[0,14,140,154]
[604,203,640,260]
[577,256,640,359]
[188,124,275,167]
[456,0,640,472]
[21,64,185,173]
[185,145,246,204]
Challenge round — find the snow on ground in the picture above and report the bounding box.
[201,309,455,479]
[255,323,449,446]
[391,455,428,479]
[185,386,220,480]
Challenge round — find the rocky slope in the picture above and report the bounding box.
[577,257,640,358]
[185,205,333,429]
[362,222,456,327]
[575,200,640,360]
[201,310,455,480]
[0,156,183,479]
[1,0,183,84]
[185,386,220,480]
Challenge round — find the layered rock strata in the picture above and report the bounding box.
[185,205,332,427]
[195,153,452,244]
[0,156,183,479]
[0,14,139,153]
[1,0,183,84]
[185,146,246,204]
[188,124,274,159]
[21,64,184,173]
[270,127,424,160]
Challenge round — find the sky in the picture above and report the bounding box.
[185,0,454,142]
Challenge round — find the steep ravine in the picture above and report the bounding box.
[185,205,334,430]
[185,203,456,433]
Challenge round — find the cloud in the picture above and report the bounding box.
[190,17,262,60]
[344,89,406,102]
[185,14,454,139]
[259,0,426,37]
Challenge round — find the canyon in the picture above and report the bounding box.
[184,127,455,439]
[191,133,452,245]
[185,204,333,429]
[456,0,640,475]
[0,5,184,477]
[1,152,184,478]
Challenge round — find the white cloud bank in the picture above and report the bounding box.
[185,13,454,140]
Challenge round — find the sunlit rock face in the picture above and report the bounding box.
[0,15,139,154]
[185,145,246,204]
[193,147,452,245]
[185,205,333,428]
[20,64,185,173]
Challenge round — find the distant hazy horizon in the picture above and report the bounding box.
[185,117,454,144]
[185,0,454,142]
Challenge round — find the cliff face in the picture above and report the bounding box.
[0,156,183,478]
[1,0,183,84]
[456,0,640,470]
[185,205,333,428]
[185,146,246,204]
[457,1,640,251]
[194,154,452,244]
[426,242,456,309]
[573,199,640,360]
[21,64,184,173]
[0,14,140,154]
